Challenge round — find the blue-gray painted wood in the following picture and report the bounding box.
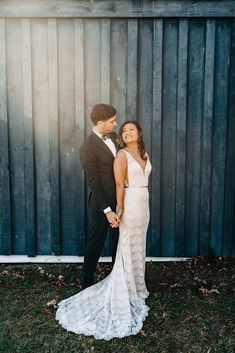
[0,1,235,18]
[0,18,11,255]
[210,20,231,256]
[200,19,215,256]
[48,18,60,256]
[0,9,235,258]
[224,19,235,257]
[6,19,27,254]
[138,19,153,255]
[21,19,36,257]
[185,19,205,256]
[161,19,178,256]
[175,19,188,257]
[150,18,163,257]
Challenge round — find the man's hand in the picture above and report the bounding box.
[106,211,120,228]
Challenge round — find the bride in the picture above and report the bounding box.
[55,120,152,340]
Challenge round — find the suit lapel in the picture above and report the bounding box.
[90,131,115,159]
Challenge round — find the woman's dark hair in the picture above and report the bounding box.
[118,120,147,161]
[91,103,116,124]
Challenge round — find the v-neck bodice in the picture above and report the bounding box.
[120,150,152,188]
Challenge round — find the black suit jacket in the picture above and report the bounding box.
[79,131,118,212]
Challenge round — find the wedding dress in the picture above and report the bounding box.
[55,150,152,340]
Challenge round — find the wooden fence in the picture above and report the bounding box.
[0,1,235,258]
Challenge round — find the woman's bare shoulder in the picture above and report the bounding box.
[115,149,127,163]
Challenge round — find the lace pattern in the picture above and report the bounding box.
[55,150,152,340]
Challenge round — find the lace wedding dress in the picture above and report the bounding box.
[55,150,152,340]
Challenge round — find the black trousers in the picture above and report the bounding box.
[82,209,119,289]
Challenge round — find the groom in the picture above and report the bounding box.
[79,103,120,289]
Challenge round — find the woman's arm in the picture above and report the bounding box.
[113,151,127,219]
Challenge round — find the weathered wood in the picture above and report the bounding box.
[48,18,60,255]
[138,19,153,256]
[210,20,231,256]
[175,18,188,257]
[127,19,138,120]
[161,19,178,256]
[200,19,215,256]
[21,19,36,256]
[6,19,26,254]
[0,1,235,18]
[84,19,101,133]
[224,19,235,257]
[58,19,79,255]
[0,18,11,255]
[0,13,234,258]
[100,19,110,103]
[74,18,85,255]
[185,19,205,256]
[110,19,127,125]
[31,19,51,254]
[150,18,163,256]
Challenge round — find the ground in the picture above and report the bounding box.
[0,256,234,353]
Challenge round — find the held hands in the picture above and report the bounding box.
[106,211,121,228]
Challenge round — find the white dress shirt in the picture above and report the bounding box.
[93,128,116,157]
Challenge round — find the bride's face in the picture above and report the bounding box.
[122,123,139,144]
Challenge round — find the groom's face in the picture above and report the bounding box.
[102,115,117,134]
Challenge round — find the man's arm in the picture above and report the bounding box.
[79,142,109,211]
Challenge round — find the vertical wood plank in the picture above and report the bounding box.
[31,19,51,254]
[161,19,178,256]
[21,18,36,256]
[48,18,60,255]
[100,18,111,255]
[74,18,85,255]
[101,19,110,103]
[224,19,235,257]
[84,19,101,133]
[138,19,153,256]
[200,19,215,256]
[58,19,78,254]
[185,19,205,256]
[0,18,11,255]
[151,18,163,256]
[210,19,231,256]
[110,19,127,126]
[175,18,188,256]
[83,19,102,253]
[6,19,26,254]
[127,19,138,120]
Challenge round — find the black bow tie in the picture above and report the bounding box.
[101,133,110,140]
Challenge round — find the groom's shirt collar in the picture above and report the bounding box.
[92,127,116,157]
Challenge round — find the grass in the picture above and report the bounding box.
[0,256,234,353]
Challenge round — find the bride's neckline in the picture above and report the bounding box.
[123,149,148,173]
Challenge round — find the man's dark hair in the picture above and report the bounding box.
[91,103,116,125]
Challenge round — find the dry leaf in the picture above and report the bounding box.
[170,283,183,288]
[47,299,57,308]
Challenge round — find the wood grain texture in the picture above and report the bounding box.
[6,19,26,254]
[0,12,234,257]
[200,19,215,256]
[224,19,235,257]
[161,19,178,256]
[0,1,234,17]
[210,20,231,256]
[21,19,36,256]
[0,18,11,255]
[175,19,188,257]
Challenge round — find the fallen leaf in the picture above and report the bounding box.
[47,299,57,308]
[209,288,220,294]
[170,283,183,288]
